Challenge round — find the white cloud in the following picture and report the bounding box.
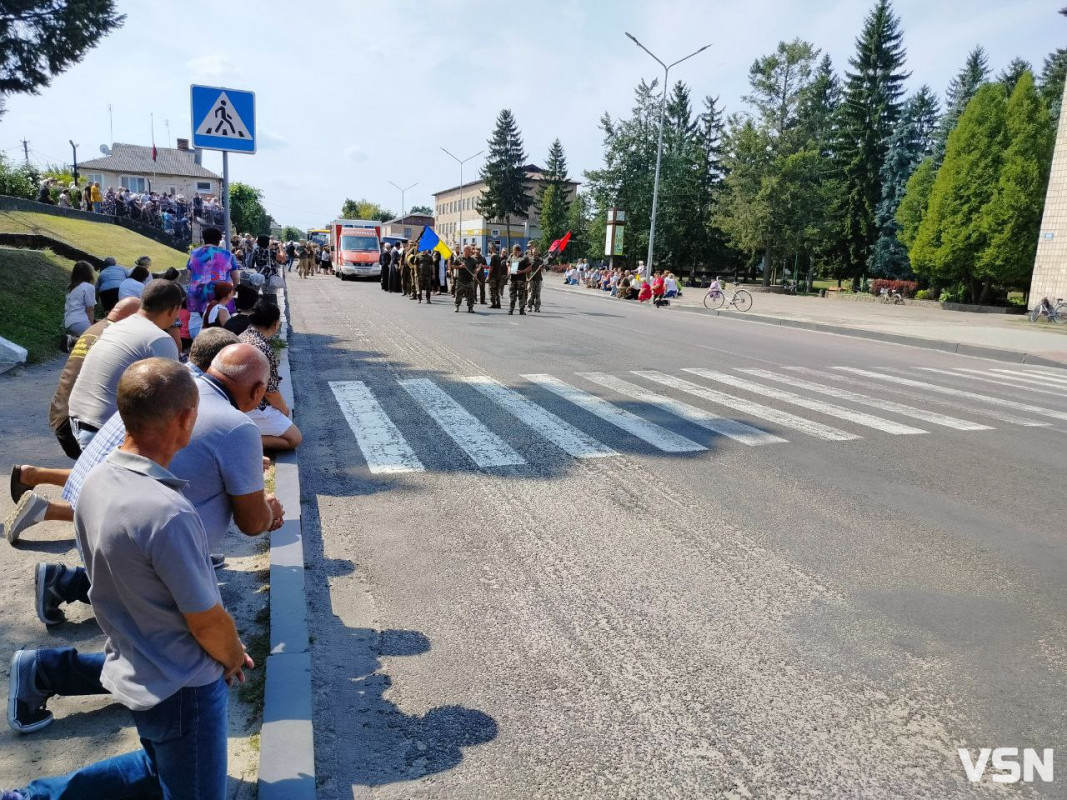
[185,55,239,81]
[343,145,368,163]
[257,128,288,149]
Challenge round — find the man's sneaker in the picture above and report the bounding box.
[2,491,48,545]
[34,563,67,627]
[210,554,226,570]
[8,650,53,734]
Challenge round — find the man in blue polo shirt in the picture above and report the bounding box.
[3,359,248,799]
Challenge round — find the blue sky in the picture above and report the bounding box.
[1,0,1061,229]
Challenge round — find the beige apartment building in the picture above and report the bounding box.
[433,164,578,252]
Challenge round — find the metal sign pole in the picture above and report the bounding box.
[222,150,231,249]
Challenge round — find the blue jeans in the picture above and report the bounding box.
[69,419,97,450]
[22,677,228,800]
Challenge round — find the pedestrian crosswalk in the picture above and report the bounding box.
[325,364,1067,473]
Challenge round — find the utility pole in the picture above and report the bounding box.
[21,139,29,164]
[69,140,79,186]
[441,148,483,250]
[624,33,711,275]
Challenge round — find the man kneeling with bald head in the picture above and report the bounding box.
[5,359,249,798]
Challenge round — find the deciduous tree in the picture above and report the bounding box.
[0,1,124,115]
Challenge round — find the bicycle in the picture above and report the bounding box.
[704,283,753,312]
[1030,297,1067,324]
[878,287,905,305]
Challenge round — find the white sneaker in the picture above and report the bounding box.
[3,492,48,545]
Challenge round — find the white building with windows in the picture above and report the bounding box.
[433,164,579,252]
[78,139,221,198]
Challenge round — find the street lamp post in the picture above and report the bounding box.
[388,180,418,220]
[441,147,483,250]
[625,33,711,277]
[68,140,79,186]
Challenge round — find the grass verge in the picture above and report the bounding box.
[0,246,76,362]
[0,210,189,270]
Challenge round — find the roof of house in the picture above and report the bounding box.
[79,143,221,180]
[383,214,435,226]
[433,164,579,197]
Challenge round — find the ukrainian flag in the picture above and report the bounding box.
[418,226,453,260]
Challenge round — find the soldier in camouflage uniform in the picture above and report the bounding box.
[487,244,505,308]
[507,244,531,315]
[417,249,436,303]
[452,245,478,313]
[525,243,545,312]
[474,246,488,305]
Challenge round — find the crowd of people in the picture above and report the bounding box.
[567,261,681,307]
[376,239,551,315]
[38,178,230,248]
[0,226,303,797]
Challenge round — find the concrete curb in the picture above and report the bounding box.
[258,286,316,799]
[0,334,28,375]
[545,284,1067,369]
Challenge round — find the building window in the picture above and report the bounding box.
[85,173,103,187]
[403,227,412,237]
[196,181,211,192]
[120,176,147,192]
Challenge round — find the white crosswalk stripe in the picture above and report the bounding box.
[330,362,1056,475]
[399,378,527,468]
[915,367,1067,399]
[1008,368,1067,382]
[682,368,927,435]
[522,374,707,453]
[463,376,616,458]
[785,367,1049,427]
[633,371,858,441]
[836,368,1067,422]
[988,368,1067,387]
[577,373,786,446]
[329,381,424,473]
[739,369,992,431]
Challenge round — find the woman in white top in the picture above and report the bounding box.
[118,265,151,300]
[63,261,97,336]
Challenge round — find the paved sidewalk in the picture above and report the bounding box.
[0,359,266,796]
[549,283,1067,366]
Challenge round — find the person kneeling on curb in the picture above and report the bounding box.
[2,359,251,799]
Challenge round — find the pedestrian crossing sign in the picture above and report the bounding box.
[191,85,256,153]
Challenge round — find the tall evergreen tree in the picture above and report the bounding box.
[837,0,910,287]
[998,57,1032,94]
[719,40,823,284]
[977,71,1055,290]
[910,84,1009,300]
[933,46,990,161]
[566,192,591,261]
[796,54,841,154]
[537,139,570,251]
[871,86,940,277]
[896,157,936,251]
[743,39,820,149]
[477,109,530,251]
[1039,48,1067,120]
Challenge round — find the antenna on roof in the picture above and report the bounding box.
[99,144,111,156]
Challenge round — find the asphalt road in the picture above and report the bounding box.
[287,273,1066,799]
